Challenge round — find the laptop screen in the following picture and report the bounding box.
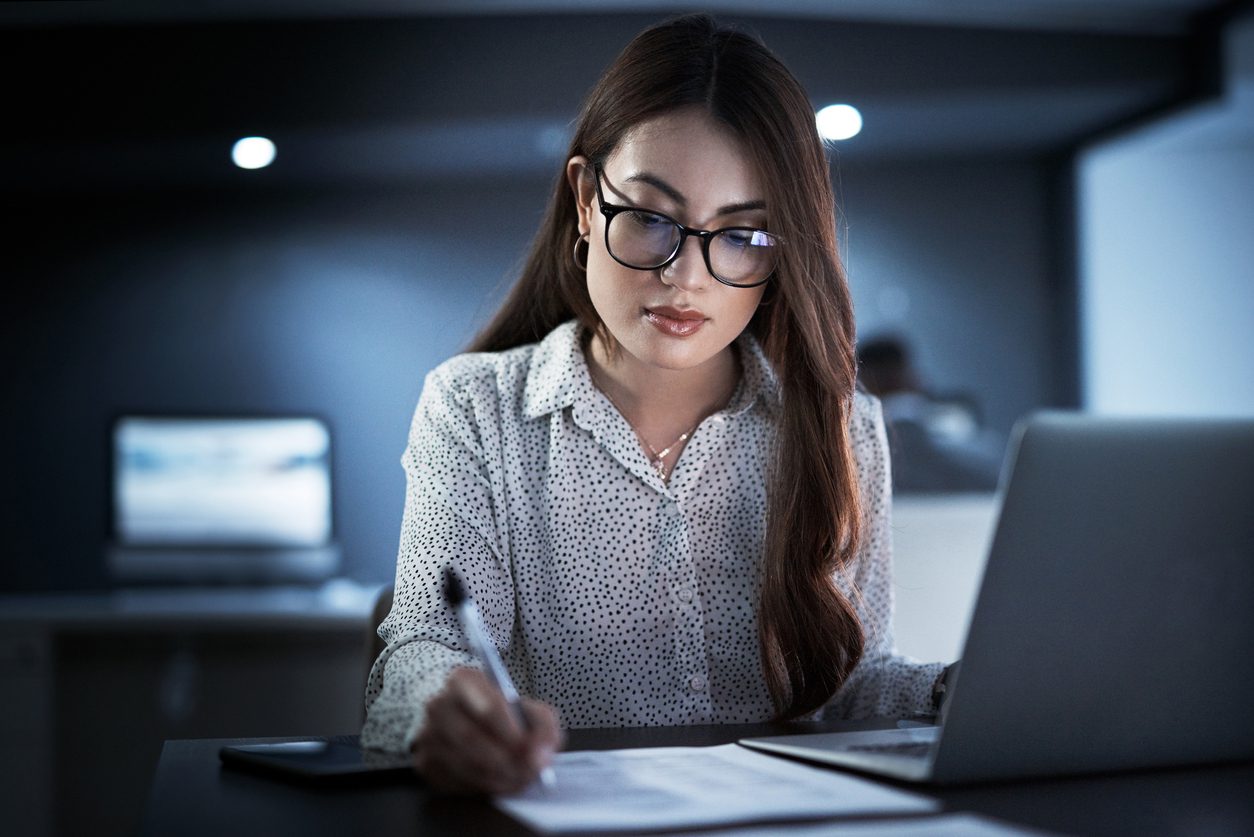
[113,416,332,548]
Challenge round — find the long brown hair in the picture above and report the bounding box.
[470,14,864,720]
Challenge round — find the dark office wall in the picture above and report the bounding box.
[838,157,1064,434]
[3,156,1054,591]
[4,181,545,590]
[1,10,1203,591]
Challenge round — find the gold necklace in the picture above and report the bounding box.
[595,385,700,482]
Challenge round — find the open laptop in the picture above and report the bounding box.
[106,415,341,584]
[740,412,1254,784]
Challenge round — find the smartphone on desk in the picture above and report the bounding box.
[219,736,414,786]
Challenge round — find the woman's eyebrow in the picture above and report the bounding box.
[716,198,768,216]
[624,171,766,217]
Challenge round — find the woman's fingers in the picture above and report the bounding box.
[427,706,517,786]
[412,667,556,795]
[418,677,521,788]
[521,698,563,774]
[446,668,526,745]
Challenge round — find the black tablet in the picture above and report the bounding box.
[219,737,414,786]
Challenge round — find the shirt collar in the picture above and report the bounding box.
[522,319,781,420]
[729,326,781,416]
[521,321,594,419]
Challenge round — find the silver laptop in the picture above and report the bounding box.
[740,412,1254,784]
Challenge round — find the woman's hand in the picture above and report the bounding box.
[412,667,562,794]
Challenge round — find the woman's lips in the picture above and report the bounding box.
[644,307,706,337]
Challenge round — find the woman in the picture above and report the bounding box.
[362,14,950,794]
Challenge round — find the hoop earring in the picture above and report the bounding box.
[572,234,589,272]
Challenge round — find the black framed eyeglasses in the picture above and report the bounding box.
[592,163,780,288]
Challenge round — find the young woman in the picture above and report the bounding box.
[362,14,950,794]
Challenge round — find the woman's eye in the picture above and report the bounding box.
[723,229,774,248]
[626,210,669,229]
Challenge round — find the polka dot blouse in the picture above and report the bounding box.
[361,320,945,753]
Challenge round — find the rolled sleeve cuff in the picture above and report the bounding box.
[361,640,479,754]
[824,653,947,720]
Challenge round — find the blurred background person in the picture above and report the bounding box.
[858,335,1004,493]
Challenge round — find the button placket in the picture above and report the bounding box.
[667,508,709,716]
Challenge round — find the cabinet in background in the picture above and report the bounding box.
[0,583,382,837]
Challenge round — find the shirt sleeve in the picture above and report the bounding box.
[361,361,515,753]
[824,393,947,720]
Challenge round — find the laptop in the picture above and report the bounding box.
[740,412,1254,784]
[106,414,342,584]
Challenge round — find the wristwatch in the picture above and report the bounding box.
[931,660,961,711]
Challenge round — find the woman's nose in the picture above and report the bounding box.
[660,235,711,290]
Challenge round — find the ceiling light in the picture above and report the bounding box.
[232,136,276,170]
[816,105,863,141]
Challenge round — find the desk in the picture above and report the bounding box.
[140,722,1254,837]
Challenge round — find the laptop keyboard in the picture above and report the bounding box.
[844,741,934,757]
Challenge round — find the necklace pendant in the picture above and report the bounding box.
[652,457,668,480]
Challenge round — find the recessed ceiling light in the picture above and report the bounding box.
[232,136,276,170]
[816,105,863,141]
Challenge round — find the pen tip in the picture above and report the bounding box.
[444,567,465,606]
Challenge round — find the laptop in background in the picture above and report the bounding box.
[741,412,1254,784]
[106,415,341,585]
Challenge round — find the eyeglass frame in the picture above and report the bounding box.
[591,163,780,289]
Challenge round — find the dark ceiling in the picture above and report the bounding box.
[0,4,1232,194]
[0,0,1227,35]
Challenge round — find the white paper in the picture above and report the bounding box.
[493,743,939,834]
[658,812,1064,836]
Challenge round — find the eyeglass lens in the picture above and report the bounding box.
[606,209,779,286]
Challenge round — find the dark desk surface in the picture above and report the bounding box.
[141,721,1254,837]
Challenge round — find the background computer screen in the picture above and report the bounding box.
[113,416,332,547]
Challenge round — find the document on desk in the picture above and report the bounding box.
[603,812,1062,836]
[493,743,938,834]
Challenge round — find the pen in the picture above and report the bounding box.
[444,567,557,790]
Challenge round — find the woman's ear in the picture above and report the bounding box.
[566,156,594,237]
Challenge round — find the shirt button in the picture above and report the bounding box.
[689,675,706,691]
[677,587,694,603]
